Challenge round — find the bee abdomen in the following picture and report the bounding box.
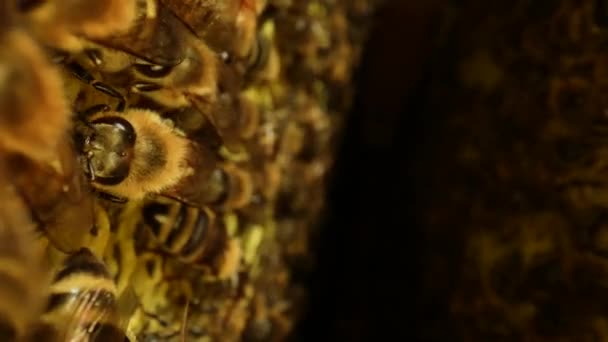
[178,207,212,258]
[213,164,254,209]
[45,288,116,313]
[42,248,122,340]
[52,248,113,283]
[142,199,233,274]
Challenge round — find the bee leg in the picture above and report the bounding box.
[92,83,126,112]
[49,49,70,64]
[65,61,126,112]
[84,49,103,66]
[84,155,97,181]
[140,309,173,328]
[96,191,128,204]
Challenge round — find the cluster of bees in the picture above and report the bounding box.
[0,0,376,341]
[418,0,608,340]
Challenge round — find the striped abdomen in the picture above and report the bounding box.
[141,198,238,278]
[43,248,127,341]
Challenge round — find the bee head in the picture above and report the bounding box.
[82,116,136,185]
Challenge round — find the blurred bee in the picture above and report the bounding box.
[139,197,242,279]
[72,0,219,114]
[40,0,225,141]
[73,0,220,111]
[21,0,234,151]
[0,18,100,255]
[0,165,54,341]
[18,0,183,67]
[0,26,69,163]
[19,0,198,111]
[41,247,136,341]
[17,0,158,111]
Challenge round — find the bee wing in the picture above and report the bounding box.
[90,2,187,67]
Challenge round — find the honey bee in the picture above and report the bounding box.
[17,0,160,113]
[73,102,257,211]
[54,0,220,107]
[21,0,234,152]
[41,247,135,341]
[74,105,195,202]
[20,0,192,111]
[140,196,242,279]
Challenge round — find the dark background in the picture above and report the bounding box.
[294,2,443,340]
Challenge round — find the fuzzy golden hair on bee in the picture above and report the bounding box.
[85,108,193,200]
[0,29,69,162]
